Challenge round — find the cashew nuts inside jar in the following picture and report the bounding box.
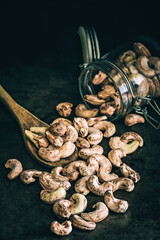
[78,39,160,123]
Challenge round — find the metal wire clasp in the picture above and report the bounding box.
[133,97,160,129]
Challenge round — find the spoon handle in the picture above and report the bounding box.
[0,84,27,123]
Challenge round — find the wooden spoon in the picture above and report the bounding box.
[0,85,78,167]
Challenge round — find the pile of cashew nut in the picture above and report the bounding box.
[84,42,160,124]
[5,101,144,236]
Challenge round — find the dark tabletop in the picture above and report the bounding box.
[0,1,160,240]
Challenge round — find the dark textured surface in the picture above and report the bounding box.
[0,1,160,240]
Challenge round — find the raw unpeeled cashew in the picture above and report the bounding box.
[73,117,89,138]
[87,116,107,126]
[84,94,106,105]
[104,190,128,213]
[120,132,144,147]
[79,156,99,176]
[93,121,116,138]
[46,130,63,147]
[75,176,90,195]
[104,178,134,213]
[53,199,74,219]
[92,71,107,85]
[5,159,23,180]
[62,161,85,181]
[87,127,103,145]
[108,149,126,167]
[81,202,109,223]
[51,167,69,182]
[20,169,42,184]
[87,175,113,196]
[89,155,118,182]
[125,114,145,126]
[38,147,61,162]
[71,215,96,230]
[50,220,72,236]
[40,187,66,204]
[56,102,73,117]
[70,193,87,215]
[75,104,99,118]
[109,136,140,155]
[51,118,72,127]
[62,125,78,143]
[39,172,71,191]
[79,145,104,160]
[60,141,76,159]
[49,122,67,136]
[75,137,90,149]
[120,163,140,183]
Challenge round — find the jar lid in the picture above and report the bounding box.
[77,26,100,68]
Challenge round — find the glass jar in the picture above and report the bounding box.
[78,26,160,128]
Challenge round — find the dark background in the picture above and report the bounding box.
[0,1,160,240]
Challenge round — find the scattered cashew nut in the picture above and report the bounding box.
[73,117,89,138]
[87,127,103,145]
[62,161,85,181]
[120,163,140,183]
[53,199,74,219]
[69,193,87,215]
[5,159,23,180]
[50,220,72,236]
[40,187,66,204]
[75,176,90,195]
[56,102,73,117]
[81,202,109,223]
[51,167,69,182]
[79,145,104,160]
[124,114,145,126]
[71,215,96,230]
[108,149,126,167]
[93,120,116,138]
[20,169,42,184]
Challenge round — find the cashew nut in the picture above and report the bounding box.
[93,120,116,138]
[40,187,66,204]
[51,167,69,182]
[149,57,160,71]
[147,78,156,97]
[109,136,126,149]
[56,102,73,117]
[20,169,42,184]
[25,130,41,148]
[87,175,113,196]
[30,126,48,136]
[71,215,96,230]
[87,116,107,126]
[69,193,87,215]
[49,122,67,136]
[92,71,107,85]
[79,156,99,176]
[124,114,145,126]
[136,56,156,77]
[133,42,151,57]
[152,75,160,97]
[97,84,116,99]
[108,149,126,167]
[129,73,149,97]
[53,199,74,219]
[75,104,99,118]
[62,161,85,181]
[50,220,72,236]
[104,178,134,213]
[81,202,109,223]
[73,117,89,138]
[75,176,90,195]
[100,102,116,116]
[5,159,23,180]
[51,118,72,127]
[120,132,144,147]
[87,127,103,145]
[89,155,118,182]
[46,130,63,147]
[38,147,61,162]
[62,125,78,143]
[78,145,104,159]
[59,141,76,158]
[119,50,136,64]
[75,137,90,149]
[84,94,106,105]
[39,172,71,191]
[120,163,140,183]
[104,190,128,213]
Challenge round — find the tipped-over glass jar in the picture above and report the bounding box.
[78,26,160,128]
